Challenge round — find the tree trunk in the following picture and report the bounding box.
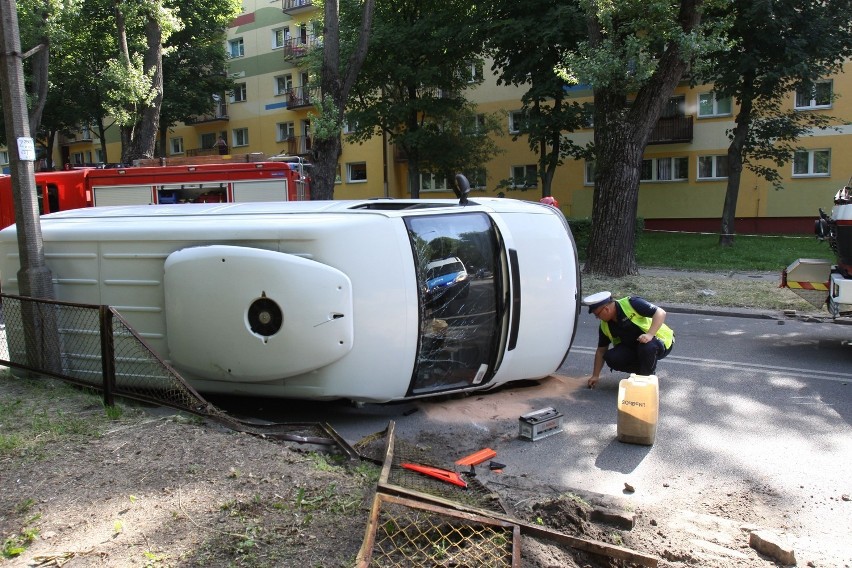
[407,157,420,199]
[584,0,702,277]
[310,0,374,200]
[123,16,162,163]
[719,86,754,247]
[311,136,342,200]
[584,99,642,276]
[27,2,49,137]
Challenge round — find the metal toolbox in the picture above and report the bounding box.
[518,407,564,441]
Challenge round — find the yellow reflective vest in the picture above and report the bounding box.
[600,297,674,349]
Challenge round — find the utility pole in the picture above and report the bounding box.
[0,0,53,298]
[0,0,60,372]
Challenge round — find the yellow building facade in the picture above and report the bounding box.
[36,0,852,234]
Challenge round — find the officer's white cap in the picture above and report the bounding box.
[582,291,612,314]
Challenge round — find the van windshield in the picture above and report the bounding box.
[404,212,509,397]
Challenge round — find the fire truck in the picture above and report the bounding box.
[0,157,311,230]
[781,180,852,320]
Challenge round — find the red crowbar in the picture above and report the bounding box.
[455,448,497,467]
[401,462,467,488]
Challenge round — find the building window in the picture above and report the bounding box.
[233,128,249,148]
[95,149,104,163]
[463,168,487,189]
[347,162,367,182]
[640,157,688,181]
[169,137,184,155]
[509,111,526,134]
[276,121,295,142]
[72,152,84,164]
[275,74,293,96]
[0,150,8,165]
[795,80,832,110]
[272,27,290,49]
[584,161,595,185]
[342,118,362,134]
[230,83,247,103]
[228,38,244,58]
[697,155,729,179]
[421,173,450,192]
[335,164,342,184]
[698,93,732,117]
[462,60,483,83]
[792,149,830,177]
[511,164,537,188]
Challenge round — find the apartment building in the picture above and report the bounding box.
[22,0,852,233]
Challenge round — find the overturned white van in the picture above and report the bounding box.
[0,197,580,402]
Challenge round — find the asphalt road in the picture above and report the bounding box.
[213,306,852,566]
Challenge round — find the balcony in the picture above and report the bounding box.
[282,35,321,60]
[278,135,312,156]
[186,101,229,124]
[282,0,313,15]
[286,86,317,109]
[59,130,93,146]
[648,115,693,145]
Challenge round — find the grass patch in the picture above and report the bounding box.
[571,223,833,272]
[0,374,142,460]
[635,231,832,271]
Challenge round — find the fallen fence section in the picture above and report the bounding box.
[356,421,659,567]
[0,293,358,460]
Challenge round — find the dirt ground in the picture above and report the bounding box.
[1,373,831,568]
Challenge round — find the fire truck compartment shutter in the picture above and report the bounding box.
[163,245,353,382]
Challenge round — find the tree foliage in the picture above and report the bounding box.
[158,0,240,154]
[561,0,728,276]
[696,0,852,246]
[4,0,238,165]
[342,0,500,198]
[485,0,591,198]
[309,0,376,200]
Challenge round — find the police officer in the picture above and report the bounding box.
[583,291,674,389]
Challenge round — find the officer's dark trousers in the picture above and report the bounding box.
[603,338,672,376]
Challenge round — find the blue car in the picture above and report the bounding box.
[424,256,470,310]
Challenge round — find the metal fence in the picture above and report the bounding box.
[0,293,358,458]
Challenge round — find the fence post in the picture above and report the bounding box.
[100,306,116,407]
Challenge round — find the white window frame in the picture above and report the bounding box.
[640,156,688,182]
[697,155,728,180]
[232,128,249,148]
[511,164,537,188]
[169,137,184,155]
[272,27,290,49]
[698,92,732,117]
[584,161,595,185]
[464,168,487,189]
[343,119,358,134]
[230,83,247,103]
[463,61,482,83]
[228,38,244,58]
[420,173,450,193]
[792,149,830,177]
[509,111,525,134]
[347,162,367,183]
[275,74,293,96]
[276,121,296,142]
[795,80,832,110]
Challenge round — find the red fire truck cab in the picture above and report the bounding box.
[0,160,310,230]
